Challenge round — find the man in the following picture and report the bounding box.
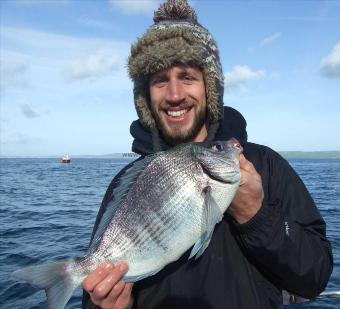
[82,0,333,308]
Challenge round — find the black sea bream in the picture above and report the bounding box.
[12,139,242,309]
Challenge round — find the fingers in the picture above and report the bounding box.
[239,154,257,175]
[82,262,115,293]
[114,283,134,308]
[106,280,125,302]
[93,265,127,301]
[82,262,130,306]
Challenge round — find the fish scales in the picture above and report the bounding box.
[12,140,242,309]
[88,147,203,274]
[114,156,199,266]
[88,157,191,270]
[119,151,199,248]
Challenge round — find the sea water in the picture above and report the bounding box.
[0,158,339,308]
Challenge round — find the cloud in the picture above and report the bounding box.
[1,26,129,61]
[225,65,266,93]
[109,0,161,15]
[1,132,38,145]
[65,52,123,81]
[13,0,69,6]
[0,60,30,90]
[267,16,328,22]
[2,61,29,75]
[21,103,39,118]
[248,32,282,52]
[320,42,340,78]
[77,18,115,31]
[260,32,282,46]
[1,26,130,86]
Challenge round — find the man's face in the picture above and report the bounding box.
[149,65,208,145]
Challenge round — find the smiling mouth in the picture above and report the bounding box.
[165,108,191,118]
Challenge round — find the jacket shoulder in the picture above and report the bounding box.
[216,106,248,146]
[243,142,287,165]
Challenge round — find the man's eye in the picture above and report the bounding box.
[184,75,194,80]
[182,76,196,84]
[151,79,166,86]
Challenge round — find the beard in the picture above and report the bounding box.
[151,102,207,146]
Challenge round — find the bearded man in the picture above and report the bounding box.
[82,1,333,308]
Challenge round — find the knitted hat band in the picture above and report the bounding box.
[129,22,223,83]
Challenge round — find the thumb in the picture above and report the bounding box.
[239,154,257,175]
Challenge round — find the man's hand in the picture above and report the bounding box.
[228,154,264,224]
[82,262,134,309]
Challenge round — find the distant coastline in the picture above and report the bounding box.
[1,151,340,160]
[278,151,340,160]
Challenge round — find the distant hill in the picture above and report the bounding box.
[93,151,340,160]
[99,151,340,160]
[279,151,340,160]
[1,151,340,160]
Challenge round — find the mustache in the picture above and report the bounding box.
[159,100,193,109]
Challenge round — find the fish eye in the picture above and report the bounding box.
[212,142,224,152]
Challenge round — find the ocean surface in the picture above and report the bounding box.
[0,158,339,308]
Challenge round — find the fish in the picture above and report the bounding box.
[12,138,242,309]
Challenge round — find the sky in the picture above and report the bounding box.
[1,0,339,157]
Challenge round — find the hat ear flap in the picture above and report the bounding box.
[204,68,224,122]
[134,81,156,129]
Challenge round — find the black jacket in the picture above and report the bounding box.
[83,107,332,309]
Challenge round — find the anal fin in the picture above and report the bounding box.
[123,267,163,282]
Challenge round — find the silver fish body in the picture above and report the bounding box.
[12,140,242,309]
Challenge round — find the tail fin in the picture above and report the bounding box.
[12,260,78,309]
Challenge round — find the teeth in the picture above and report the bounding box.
[167,109,188,117]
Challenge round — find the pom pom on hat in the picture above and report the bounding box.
[154,0,197,23]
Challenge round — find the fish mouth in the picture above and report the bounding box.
[203,167,240,184]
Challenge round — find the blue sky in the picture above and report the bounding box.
[1,0,339,156]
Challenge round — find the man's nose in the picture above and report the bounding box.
[165,79,185,104]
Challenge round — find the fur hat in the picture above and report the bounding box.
[128,0,224,129]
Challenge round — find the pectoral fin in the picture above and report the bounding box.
[189,186,223,260]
